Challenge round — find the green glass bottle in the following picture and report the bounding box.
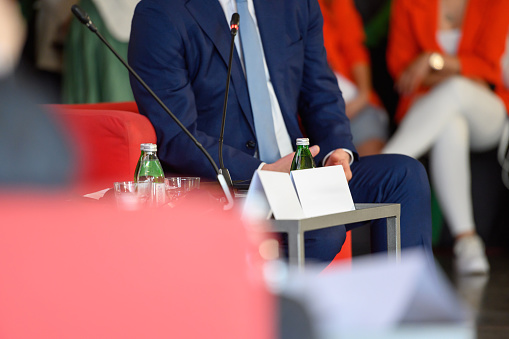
[134,143,151,182]
[290,138,316,171]
[136,143,165,183]
[136,144,166,207]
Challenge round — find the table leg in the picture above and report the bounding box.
[386,215,401,262]
[286,229,306,270]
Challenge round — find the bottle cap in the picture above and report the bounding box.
[296,138,309,146]
[140,143,153,151]
[144,143,157,152]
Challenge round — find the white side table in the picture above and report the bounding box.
[270,203,401,269]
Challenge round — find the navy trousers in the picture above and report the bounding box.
[302,154,433,265]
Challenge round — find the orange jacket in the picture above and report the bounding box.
[387,0,509,122]
[319,0,381,106]
[320,0,369,81]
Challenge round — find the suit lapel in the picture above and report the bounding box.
[186,0,231,64]
[186,0,255,132]
[253,0,285,97]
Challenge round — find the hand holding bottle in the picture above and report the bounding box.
[291,138,317,170]
[262,144,320,173]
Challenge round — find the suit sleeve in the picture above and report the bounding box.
[128,2,261,181]
[297,0,358,163]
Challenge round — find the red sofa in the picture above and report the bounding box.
[45,101,156,195]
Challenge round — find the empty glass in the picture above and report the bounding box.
[113,181,166,210]
[113,181,146,211]
[165,177,200,202]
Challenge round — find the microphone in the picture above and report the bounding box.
[230,13,239,35]
[71,5,97,32]
[218,13,240,190]
[70,4,234,210]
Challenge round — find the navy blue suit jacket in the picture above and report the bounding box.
[129,0,356,180]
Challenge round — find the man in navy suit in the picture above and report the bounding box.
[128,0,433,265]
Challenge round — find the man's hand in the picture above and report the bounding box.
[262,145,320,173]
[324,149,352,181]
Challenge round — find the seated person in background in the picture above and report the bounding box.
[0,0,74,188]
[128,0,433,267]
[34,0,75,75]
[384,0,509,274]
[319,0,389,156]
[62,0,139,103]
[0,0,25,79]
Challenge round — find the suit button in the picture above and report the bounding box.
[246,140,256,149]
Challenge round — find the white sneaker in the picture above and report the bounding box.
[453,235,490,275]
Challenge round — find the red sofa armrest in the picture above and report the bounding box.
[54,101,140,113]
[45,104,156,194]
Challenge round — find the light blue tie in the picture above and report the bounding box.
[236,0,280,163]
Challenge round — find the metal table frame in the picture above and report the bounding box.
[270,203,401,269]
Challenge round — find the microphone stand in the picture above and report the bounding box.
[71,5,234,210]
[218,14,239,190]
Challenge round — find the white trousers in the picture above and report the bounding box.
[383,77,507,237]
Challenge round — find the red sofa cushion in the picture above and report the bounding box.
[45,103,156,194]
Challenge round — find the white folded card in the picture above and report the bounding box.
[242,166,355,220]
[242,170,304,220]
[290,165,355,218]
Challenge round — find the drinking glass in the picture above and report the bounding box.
[113,181,147,210]
[165,177,200,202]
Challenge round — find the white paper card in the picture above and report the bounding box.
[242,170,304,220]
[290,165,355,218]
[242,170,272,220]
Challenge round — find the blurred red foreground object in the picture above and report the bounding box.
[0,194,274,339]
